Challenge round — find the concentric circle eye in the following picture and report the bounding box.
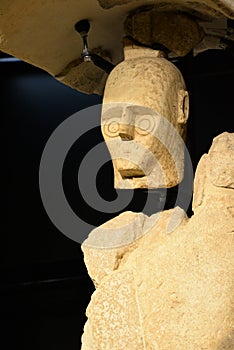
[102,119,120,137]
[135,115,156,135]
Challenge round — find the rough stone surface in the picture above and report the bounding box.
[83,269,145,350]
[124,9,204,56]
[193,132,234,210]
[55,48,109,95]
[101,44,189,189]
[207,132,234,189]
[81,132,234,350]
[0,1,233,95]
[98,0,234,20]
[82,211,148,286]
[82,209,182,286]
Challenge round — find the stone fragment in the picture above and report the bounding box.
[82,209,182,286]
[192,132,234,210]
[124,9,204,56]
[81,132,234,350]
[55,48,109,95]
[207,132,234,189]
[98,0,234,19]
[82,211,148,286]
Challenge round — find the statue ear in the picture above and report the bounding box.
[178,90,189,124]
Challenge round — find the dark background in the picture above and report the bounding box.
[2,49,234,349]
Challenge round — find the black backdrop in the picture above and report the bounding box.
[3,50,234,349]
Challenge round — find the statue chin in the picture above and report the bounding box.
[114,167,182,190]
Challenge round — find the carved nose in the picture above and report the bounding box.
[119,107,135,141]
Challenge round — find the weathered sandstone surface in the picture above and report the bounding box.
[81,132,234,349]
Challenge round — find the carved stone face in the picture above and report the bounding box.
[101,47,189,189]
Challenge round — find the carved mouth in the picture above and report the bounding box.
[118,168,145,179]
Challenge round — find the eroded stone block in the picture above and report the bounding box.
[81,132,234,350]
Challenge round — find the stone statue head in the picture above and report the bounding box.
[101,45,189,189]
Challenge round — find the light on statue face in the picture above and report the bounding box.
[101,46,189,189]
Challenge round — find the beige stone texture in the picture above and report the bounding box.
[124,10,204,56]
[54,48,109,95]
[101,44,189,189]
[82,211,148,287]
[0,1,234,94]
[81,132,234,350]
[98,0,234,19]
[82,209,183,286]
